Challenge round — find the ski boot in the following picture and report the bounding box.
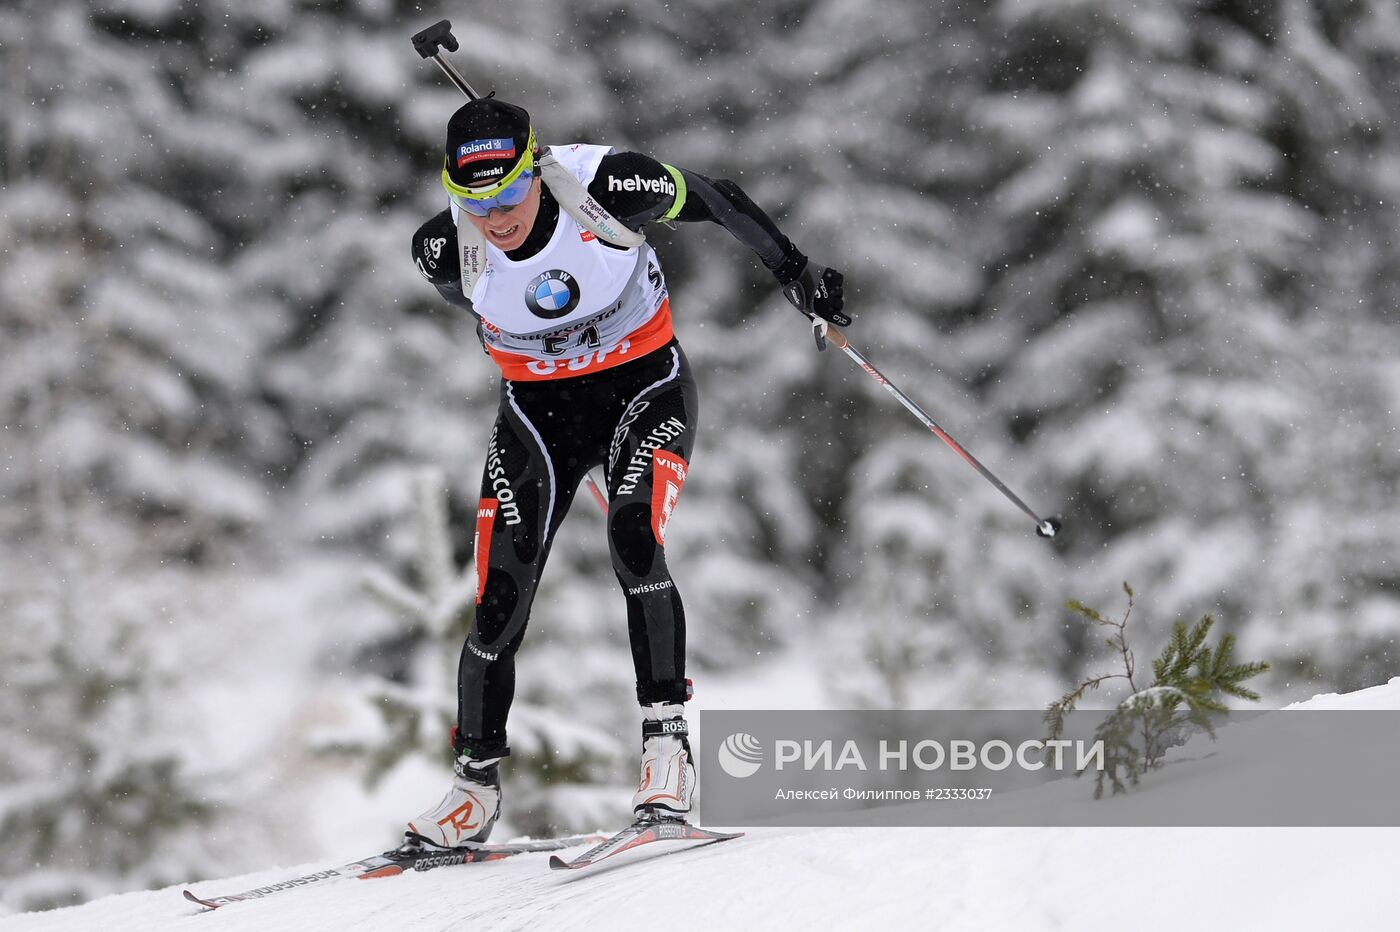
[631,702,695,822]
[406,742,504,849]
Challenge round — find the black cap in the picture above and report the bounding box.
[443,98,534,191]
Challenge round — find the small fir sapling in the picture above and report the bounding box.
[1045,583,1270,798]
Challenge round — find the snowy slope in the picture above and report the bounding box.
[5,679,1398,932]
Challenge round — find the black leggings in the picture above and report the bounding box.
[459,342,698,755]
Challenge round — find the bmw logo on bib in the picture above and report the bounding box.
[525,270,582,320]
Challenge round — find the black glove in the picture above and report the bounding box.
[412,211,459,286]
[782,260,849,351]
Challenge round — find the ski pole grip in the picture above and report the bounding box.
[822,322,849,350]
[412,20,458,59]
[410,20,482,100]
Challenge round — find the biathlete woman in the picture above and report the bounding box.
[406,96,848,847]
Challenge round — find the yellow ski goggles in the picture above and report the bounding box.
[442,129,538,215]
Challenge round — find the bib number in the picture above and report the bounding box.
[543,324,601,356]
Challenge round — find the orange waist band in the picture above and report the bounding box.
[488,299,674,382]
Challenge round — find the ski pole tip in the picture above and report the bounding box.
[1035,516,1063,539]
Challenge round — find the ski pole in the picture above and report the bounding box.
[584,473,608,511]
[814,321,1062,539]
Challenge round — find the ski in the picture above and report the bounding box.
[548,819,743,871]
[183,833,604,910]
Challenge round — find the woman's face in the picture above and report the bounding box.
[462,174,542,252]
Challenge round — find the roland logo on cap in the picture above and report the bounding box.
[457,138,517,168]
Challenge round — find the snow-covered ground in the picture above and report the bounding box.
[5,678,1397,932]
